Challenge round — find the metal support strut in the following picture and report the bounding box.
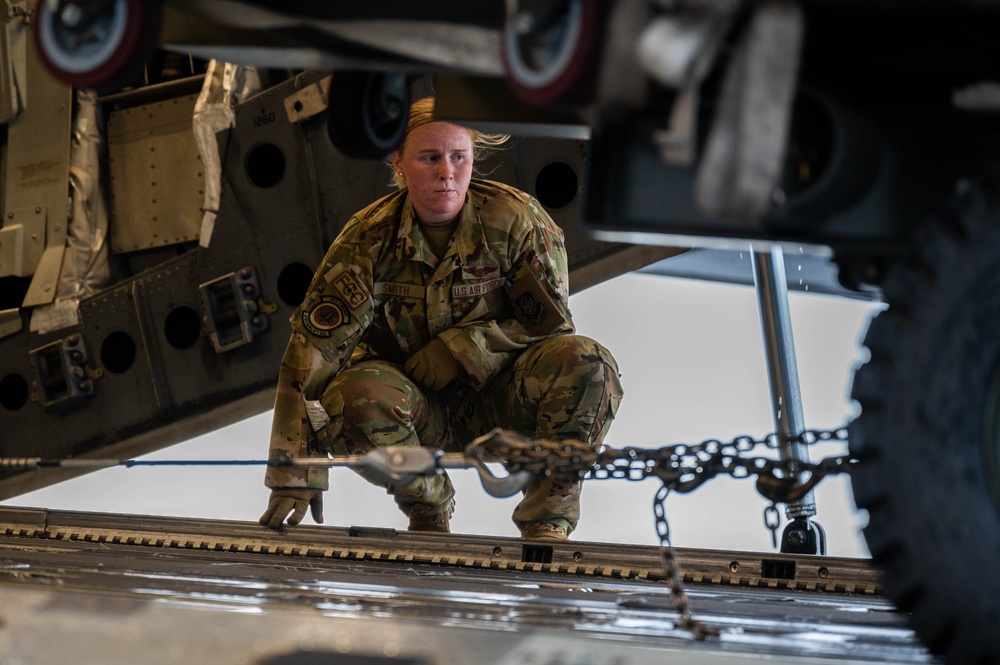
[751,245,827,555]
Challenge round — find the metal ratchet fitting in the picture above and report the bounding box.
[353,440,533,498]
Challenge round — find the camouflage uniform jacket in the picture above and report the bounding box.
[267,179,575,489]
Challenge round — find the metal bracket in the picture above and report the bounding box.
[693,0,804,222]
[28,332,95,408]
[284,75,331,124]
[0,206,45,278]
[780,517,827,555]
[655,85,700,167]
[0,307,21,340]
[199,266,269,353]
[638,8,736,167]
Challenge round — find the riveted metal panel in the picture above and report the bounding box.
[107,94,205,253]
[1,23,71,289]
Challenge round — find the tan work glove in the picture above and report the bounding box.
[259,488,324,530]
[404,337,462,391]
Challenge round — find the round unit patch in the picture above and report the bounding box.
[302,296,350,338]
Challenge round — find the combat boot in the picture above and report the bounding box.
[521,521,568,540]
[407,501,453,533]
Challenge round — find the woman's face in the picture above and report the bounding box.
[392,121,474,225]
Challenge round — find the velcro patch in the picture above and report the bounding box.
[301,296,350,338]
[452,277,505,299]
[331,269,368,310]
[513,291,546,325]
[506,263,564,334]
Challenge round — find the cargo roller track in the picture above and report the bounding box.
[0,506,935,664]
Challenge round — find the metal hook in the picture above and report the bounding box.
[465,455,533,498]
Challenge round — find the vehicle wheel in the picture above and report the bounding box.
[326,72,410,160]
[33,0,161,91]
[501,0,605,106]
[849,173,1000,664]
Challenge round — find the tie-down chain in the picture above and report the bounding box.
[468,426,854,640]
[0,426,853,640]
[355,426,853,641]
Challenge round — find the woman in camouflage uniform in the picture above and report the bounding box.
[259,97,622,540]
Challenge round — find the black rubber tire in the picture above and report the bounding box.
[33,0,161,92]
[326,72,410,160]
[501,0,605,106]
[849,173,1000,664]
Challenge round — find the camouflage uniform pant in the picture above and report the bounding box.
[316,334,622,534]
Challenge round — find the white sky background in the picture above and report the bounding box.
[8,272,880,558]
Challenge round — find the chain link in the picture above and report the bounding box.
[473,426,854,640]
[763,504,781,549]
[654,484,718,639]
[486,427,853,504]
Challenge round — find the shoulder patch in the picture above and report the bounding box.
[330,269,368,310]
[506,262,565,335]
[513,290,546,325]
[302,296,350,338]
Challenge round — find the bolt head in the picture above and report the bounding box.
[60,3,83,28]
[513,12,535,35]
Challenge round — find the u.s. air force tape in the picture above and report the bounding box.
[452,277,505,298]
[302,296,350,338]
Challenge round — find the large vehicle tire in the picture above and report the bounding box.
[849,173,1000,664]
[33,0,161,91]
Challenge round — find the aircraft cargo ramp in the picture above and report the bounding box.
[0,507,933,665]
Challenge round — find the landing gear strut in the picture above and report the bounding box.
[753,245,827,555]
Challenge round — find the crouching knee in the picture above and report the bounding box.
[525,335,623,444]
[321,361,424,451]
